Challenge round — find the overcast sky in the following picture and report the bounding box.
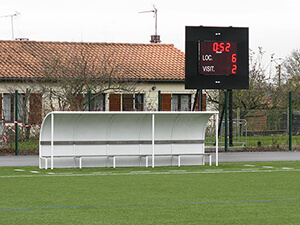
[1,0,299,67]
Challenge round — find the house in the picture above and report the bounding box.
[0,40,207,125]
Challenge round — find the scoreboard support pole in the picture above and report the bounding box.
[229,89,234,146]
[192,89,199,111]
[200,89,203,111]
[192,89,203,111]
[225,90,228,152]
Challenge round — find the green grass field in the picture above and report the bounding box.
[1,161,299,224]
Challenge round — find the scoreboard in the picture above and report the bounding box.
[185,26,249,89]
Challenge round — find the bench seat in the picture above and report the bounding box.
[40,153,212,169]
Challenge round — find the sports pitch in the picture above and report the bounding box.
[0,161,299,224]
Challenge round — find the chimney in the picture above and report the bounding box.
[150,35,161,43]
[15,38,29,41]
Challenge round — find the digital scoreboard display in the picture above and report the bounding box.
[199,42,237,75]
[185,26,249,89]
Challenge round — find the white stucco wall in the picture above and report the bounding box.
[0,81,217,121]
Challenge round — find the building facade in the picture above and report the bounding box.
[0,40,208,125]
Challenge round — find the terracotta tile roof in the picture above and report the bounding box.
[0,40,185,81]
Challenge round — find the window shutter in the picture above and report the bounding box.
[195,93,207,111]
[201,93,207,111]
[109,94,121,111]
[161,94,171,111]
[122,94,134,111]
[29,93,42,124]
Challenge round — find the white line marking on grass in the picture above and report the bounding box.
[1,199,299,211]
[241,169,258,172]
[30,171,39,173]
[244,165,255,167]
[131,171,151,174]
[282,167,294,170]
[14,169,25,172]
[92,172,112,175]
[202,169,224,173]
[169,170,187,173]
[262,166,274,169]
[1,168,299,179]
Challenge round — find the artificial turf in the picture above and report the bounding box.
[0,161,299,224]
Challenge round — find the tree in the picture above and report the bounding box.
[283,49,300,80]
[206,47,275,117]
[39,46,138,112]
[282,49,300,108]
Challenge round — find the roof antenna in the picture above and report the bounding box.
[0,11,21,40]
[139,5,161,43]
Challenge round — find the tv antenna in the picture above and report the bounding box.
[271,57,285,87]
[139,5,161,43]
[0,11,21,40]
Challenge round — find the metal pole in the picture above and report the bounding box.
[289,91,292,151]
[154,6,157,36]
[225,90,228,152]
[15,90,18,155]
[11,15,14,40]
[51,113,54,170]
[218,104,225,138]
[88,90,92,111]
[229,89,233,146]
[158,90,161,111]
[215,113,219,166]
[152,113,155,168]
[192,89,199,111]
[200,89,203,111]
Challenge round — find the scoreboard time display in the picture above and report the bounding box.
[186,26,249,89]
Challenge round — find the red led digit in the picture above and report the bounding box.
[219,42,224,52]
[225,43,231,52]
[213,42,218,52]
[231,54,237,63]
[232,65,237,74]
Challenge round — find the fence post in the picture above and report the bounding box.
[88,90,92,111]
[289,91,292,151]
[15,90,18,156]
[158,90,161,111]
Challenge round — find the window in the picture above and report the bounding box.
[109,94,144,111]
[171,94,191,111]
[122,94,144,111]
[135,94,144,111]
[3,93,26,122]
[2,93,42,124]
[122,94,134,111]
[81,93,106,111]
[161,93,206,111]
[92,94,105,111]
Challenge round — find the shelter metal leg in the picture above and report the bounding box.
[113,156,116,168]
